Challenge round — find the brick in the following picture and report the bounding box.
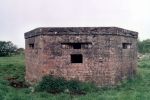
[24,27,138,86]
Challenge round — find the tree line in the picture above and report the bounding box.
[138,39,150,54]
[0,41,24,57]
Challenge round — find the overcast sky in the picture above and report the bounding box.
[0,0,150,48]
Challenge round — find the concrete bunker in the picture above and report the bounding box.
[24,27,138,86]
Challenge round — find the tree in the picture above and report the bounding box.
[0,41,17,56]
[16,48,24,55]
[138,39,150,54]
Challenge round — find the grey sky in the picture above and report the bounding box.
[0,0,150,47]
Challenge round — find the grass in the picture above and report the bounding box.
[0,54,150,100]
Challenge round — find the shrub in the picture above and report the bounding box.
[35,75,98,94]
[67,80,98,94]
[66,80,83,94]
[36,75,67,93]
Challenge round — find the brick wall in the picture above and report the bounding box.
[25,27,138,86]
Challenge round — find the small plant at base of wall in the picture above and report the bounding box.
[35,75,98,95]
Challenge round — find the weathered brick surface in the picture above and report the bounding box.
[25,27,138,86]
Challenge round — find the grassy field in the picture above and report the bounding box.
[0,55,150,100]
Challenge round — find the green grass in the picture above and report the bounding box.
[0,55,25,81]
[0,55,150,100]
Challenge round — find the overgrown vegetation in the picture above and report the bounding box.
[138,39,150,53]
[36,76,68,94]
[138,54,150,68]
[35,75,97,94]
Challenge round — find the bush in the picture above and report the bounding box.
[35,75,98,94]
[66,80,83,94]
[67,80,98,94]
[36,75,67,93]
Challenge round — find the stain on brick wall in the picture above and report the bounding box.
[24,27,138,86]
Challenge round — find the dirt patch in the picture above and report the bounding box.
[6,77,29,88]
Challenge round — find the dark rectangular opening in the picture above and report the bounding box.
[71,54,83,63]
[29,43,34,49]
[122,43,131,49]
[61,42,92,49]
[72,43,81,49]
